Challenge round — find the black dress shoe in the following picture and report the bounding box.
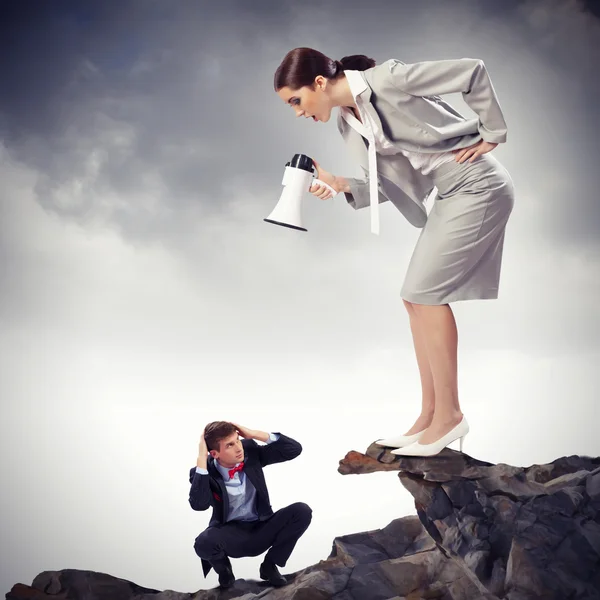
[210,557,235,589]
[259,559,287,587]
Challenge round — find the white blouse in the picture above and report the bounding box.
[342,70,455,234]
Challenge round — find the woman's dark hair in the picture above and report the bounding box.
[274,47,376,91]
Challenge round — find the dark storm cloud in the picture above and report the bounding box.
[0,0,299,236]
[0,0,598,244]
[0,0,292,140]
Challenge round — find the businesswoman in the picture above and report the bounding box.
[274,48,515,457]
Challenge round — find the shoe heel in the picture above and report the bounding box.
[459,434,466,453]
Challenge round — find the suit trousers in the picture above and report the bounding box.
[194,502,312,568]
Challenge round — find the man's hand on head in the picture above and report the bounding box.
[199,432,209,453]
[231,423,270,443]
[231,422,254,439]
[196,431,210,469]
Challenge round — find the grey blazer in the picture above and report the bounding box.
[338,58,508,228]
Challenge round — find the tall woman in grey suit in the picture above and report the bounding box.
[274,48,515,457]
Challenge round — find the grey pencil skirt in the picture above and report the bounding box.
[400,153,515,305]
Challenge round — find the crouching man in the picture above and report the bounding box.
[188,421,312,589]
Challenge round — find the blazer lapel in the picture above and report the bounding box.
[208,458,230,518]
[355,77,388,142]
[339,116,369,169]
[240,451,262,496]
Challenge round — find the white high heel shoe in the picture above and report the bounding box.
[390,417,469,457]
[375,430,425,448]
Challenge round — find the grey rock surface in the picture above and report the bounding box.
[5,517,486,600]
[7,450,600,600]
[340,446,600,600]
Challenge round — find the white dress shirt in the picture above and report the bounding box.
[195,432,279,522]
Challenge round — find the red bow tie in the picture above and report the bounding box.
[228,462,244,480]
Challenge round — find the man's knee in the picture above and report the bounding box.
[194,528,221,558]
[290,501,312,525]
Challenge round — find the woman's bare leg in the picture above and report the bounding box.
[409,302,464,444]
[402,299,435,435]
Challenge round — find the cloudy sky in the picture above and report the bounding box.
[1,0,599,594]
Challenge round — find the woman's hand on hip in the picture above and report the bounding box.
[453,140,498,164]
[309,159,349,199]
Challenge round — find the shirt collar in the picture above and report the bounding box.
[343,70,370,103]
[215,459,242,479]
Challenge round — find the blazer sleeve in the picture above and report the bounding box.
[249,432,302,468]
[387,58,508,144]
[344,169,391,211]
[188,466,212,511]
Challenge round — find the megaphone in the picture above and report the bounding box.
[264,153,337,232]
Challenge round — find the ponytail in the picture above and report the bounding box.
[274,48,376,90]
[339,54,376,71]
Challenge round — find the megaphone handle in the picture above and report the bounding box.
[312,178,338,197]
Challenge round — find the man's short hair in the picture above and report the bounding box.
[204,421,237,452]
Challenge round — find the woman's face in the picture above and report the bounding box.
[277,76,333,123]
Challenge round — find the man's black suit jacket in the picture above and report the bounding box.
[188,432,302,577]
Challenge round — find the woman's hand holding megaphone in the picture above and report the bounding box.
[310,159,350,200]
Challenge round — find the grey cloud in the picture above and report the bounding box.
[0,0,598,245]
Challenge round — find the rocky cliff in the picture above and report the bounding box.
[6,446,600,600]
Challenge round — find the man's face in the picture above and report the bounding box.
[211,432,244,468]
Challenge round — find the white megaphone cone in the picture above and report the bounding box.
[264,153,337,232]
